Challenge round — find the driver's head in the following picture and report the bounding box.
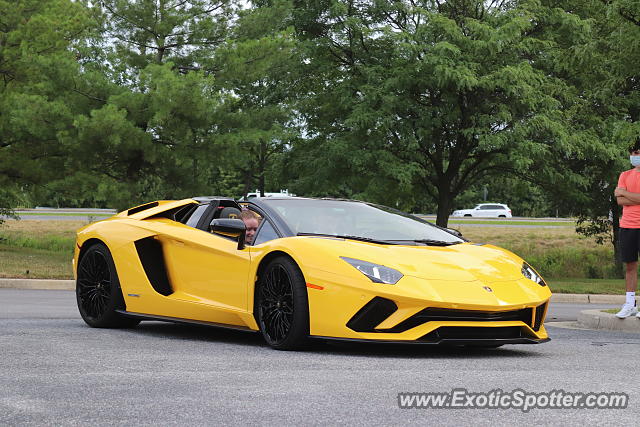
[240,210,259,244]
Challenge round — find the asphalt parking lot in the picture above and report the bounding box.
[1,289,638,425]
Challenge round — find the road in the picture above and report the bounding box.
[1,289,637,425]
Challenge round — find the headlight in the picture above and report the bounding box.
[340,257,403,284]
[522,262,546,286]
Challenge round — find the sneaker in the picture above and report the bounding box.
[636,311,640,319]
[616,304,638,318]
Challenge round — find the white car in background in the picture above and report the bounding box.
[244,189,295,199]
[451,203,512,218]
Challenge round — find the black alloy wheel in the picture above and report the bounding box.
[76,243,140,328]
[257,256,309,350]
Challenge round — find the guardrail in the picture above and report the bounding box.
[19,208,117,214]
[416,215,572,221]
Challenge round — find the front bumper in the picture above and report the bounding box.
[305,270,551,344]
[312,334,550,346]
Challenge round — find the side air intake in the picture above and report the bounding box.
[134,237,173,296]
[346,297,398,332]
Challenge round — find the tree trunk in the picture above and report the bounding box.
[192,156,197,188]
[258,173,265,197]
[242,169,252,199]
[258,140,266,197]
[435,187,452,228]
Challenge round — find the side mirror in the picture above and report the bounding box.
[210,218,246,250]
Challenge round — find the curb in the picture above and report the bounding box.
[0,279,630,304]
[0,278,74,290]
[550,293,625,304]
[577,309,640,333]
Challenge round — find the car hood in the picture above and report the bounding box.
[295,238,524,283]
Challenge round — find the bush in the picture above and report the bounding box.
[0,234,75,253]
[514,247,619,279]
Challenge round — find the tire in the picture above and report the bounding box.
[76,242,140,328]
[256,256,309,350]
[498,215,506,218]
[464,214,472,217]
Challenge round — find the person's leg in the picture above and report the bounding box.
[625,261,638,293]
[616,229,638,317]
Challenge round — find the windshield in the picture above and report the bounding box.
[262,199,463,244]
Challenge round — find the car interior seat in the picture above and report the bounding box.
[218,206,242,220]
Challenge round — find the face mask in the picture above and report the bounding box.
[631,156,640,167]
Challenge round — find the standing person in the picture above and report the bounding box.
[614,141,640,318]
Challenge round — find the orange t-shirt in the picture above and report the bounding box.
[618,169,640,228]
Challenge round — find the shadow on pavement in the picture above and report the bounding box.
[130,321,266,347]
[124,320,546,359]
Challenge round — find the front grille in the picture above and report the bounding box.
[380,307,534,333]
[346,299,550,334]
[418,326,524,342]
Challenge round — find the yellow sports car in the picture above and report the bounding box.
[74,197,551,350]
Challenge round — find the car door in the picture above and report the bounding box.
[477,205,492,217]
[482,205,496,217]
[140,200,252,315]
[161,227,251,312]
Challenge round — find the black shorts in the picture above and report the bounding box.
[619,228,640,263]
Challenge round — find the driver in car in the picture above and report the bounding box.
[240,210,260,245]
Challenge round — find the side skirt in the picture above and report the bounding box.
[115,310,256,333]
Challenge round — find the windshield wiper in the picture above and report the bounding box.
[397,239,462,246]
[296,233,395,245]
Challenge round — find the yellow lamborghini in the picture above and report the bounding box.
[74,196,551,350]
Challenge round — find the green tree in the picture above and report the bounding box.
[214,1,300,197]
[0,0,91,208]
[48,0,237,208]
[286,0,592,226]
[556,0,640,275]
[97,0,234,71]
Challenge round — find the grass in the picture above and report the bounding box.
[0,220,628,294]
[0,244,74,279]
[456,225,599,249]
[448,220,573,226]
[456,226,620,279]
[0,220,85,280]
[546,279,624,295]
